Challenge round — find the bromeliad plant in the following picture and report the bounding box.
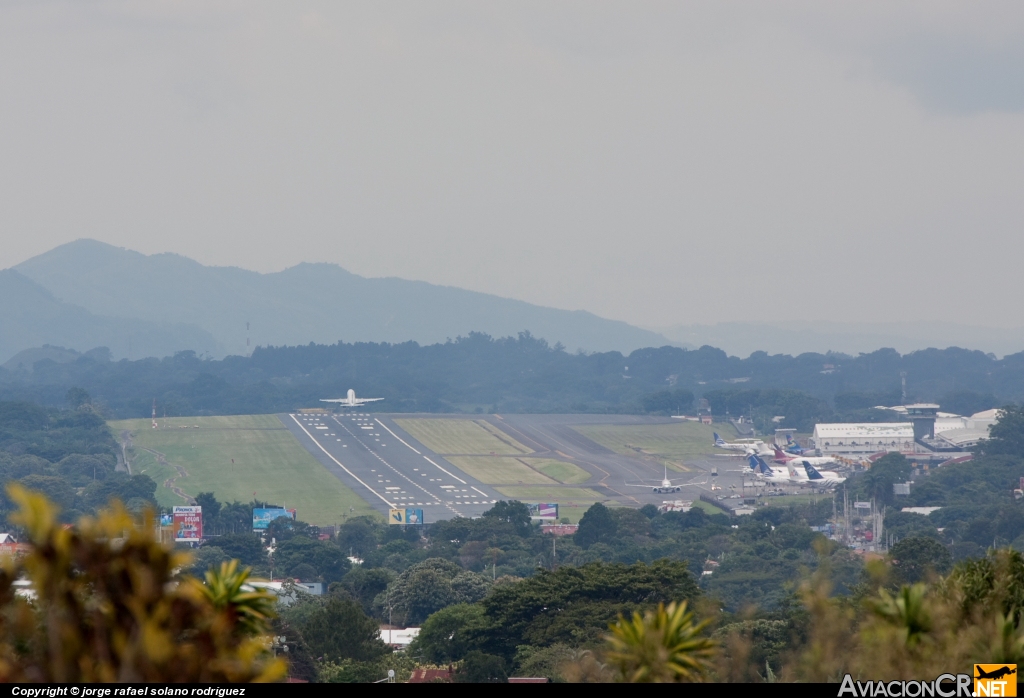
[0,484,286,682]
[605,601,717,683]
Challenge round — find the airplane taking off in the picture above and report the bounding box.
[623,464,707,494]
[771,446,835,467]
[714,433,773,456]
[320,389,385,407]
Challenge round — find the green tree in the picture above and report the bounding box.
[65,387,91,409]
[274,537,350,583]
[215,533,266,567]
[575,503,618,548]
[375,558,489,626]
[455,651,507,683]
[641,390,694,415]
[858,453,912,507]
[889,536,952,584]
[302,596,390,663]
[409,603,488,663]
[981,406,1024,456]
[339,567,395,615]
[194,492,222,524]
[482,500,532,535]
[480,560,699,662]
[337,516,381,557]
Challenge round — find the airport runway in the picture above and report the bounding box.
[484,414,752,508]
[280,413,503,522]
[283,412,788,522]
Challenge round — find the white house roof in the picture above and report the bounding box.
[813,423,914,439]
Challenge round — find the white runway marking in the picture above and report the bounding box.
[288,414,394,508]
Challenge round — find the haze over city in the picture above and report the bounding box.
[2,2,1024,336]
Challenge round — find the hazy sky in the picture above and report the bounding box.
[2,2,1023,330]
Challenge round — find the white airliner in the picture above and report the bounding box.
[771,446,835,467]
[320,389,384,407]
[747,454,844,486]
[623,464,708,494]
[714,433,773,457]
[746,454,790,480]
[787,461,846,487]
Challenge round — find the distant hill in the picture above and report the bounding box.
[657,321,1024,359]
[13,239,674,358]
[0,269,217,364]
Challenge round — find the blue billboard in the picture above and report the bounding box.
[389,508,424,525]
[252,508,295,530]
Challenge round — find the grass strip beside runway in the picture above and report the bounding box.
[571,422,736,467]
[520,458,591,484]
[394,418,531,455]
[109,415,377,525]
[444,457,557,485]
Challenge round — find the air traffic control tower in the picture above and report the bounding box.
[905,404,940,441]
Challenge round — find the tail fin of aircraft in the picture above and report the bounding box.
[747,453,760,470]
[773,446,788,458]
[714,432,726,445]
[786,434,794,444]
[757,457,774,476]
[803,462,824,480]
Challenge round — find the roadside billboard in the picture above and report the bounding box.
[528,503,559,520]
[173,506,202,542]
[389,508,425,525]
[252,508,295,530]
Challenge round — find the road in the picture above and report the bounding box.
[280,412,503,522]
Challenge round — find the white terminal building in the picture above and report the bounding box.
[811,407,1002,458]
[812,423,916,458]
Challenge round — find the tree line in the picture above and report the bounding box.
[0,334,1016,419]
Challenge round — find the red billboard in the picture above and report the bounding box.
[173,506,203,542]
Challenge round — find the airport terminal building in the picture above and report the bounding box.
[812,423,915,458]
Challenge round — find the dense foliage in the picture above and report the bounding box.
[0,486,284,682]
[0,401,157,523]
[0,336,1013,422]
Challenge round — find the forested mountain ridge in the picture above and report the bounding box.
[0,269,217,364]
[0,333,1018,421]
[12,239,673,357]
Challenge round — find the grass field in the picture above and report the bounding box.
[445,457,557,485]
[109,415,377,525]
[572,421,739,467]
[690,500,724,514]
[521,459,591,485]
[394,418,531,455]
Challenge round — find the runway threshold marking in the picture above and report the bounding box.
[332,416,464,518]
[288,414,394,508]
[375,419,421,454]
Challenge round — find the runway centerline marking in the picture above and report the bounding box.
[288,414,394,508]
[331,416,464,517]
